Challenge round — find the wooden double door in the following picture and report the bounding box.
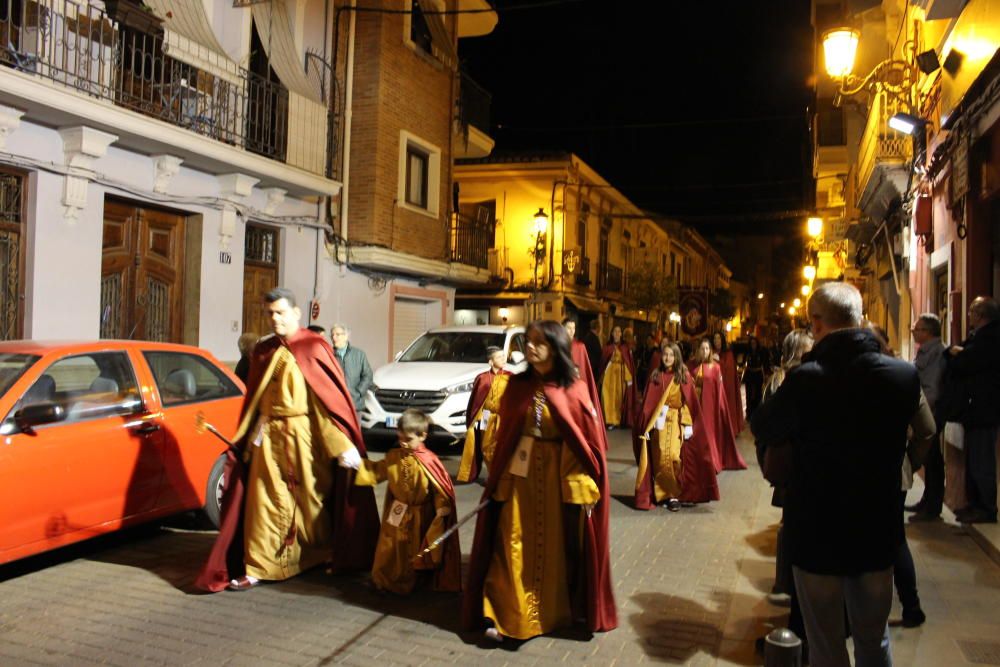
[101,201,185,342]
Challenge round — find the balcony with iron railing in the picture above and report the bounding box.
[449,211,494,270]
[597,262,624,294]
[855,89,912,212]
[575,255,591,287]
[0,0,321,172]
[455,70,494,159]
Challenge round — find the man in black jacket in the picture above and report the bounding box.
[751,282,920,667]
[949,297,1000,524]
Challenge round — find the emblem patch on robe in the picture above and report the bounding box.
[387,499,408,527]
[509,436,534,477]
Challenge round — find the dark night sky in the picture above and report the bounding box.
[460,0,816,243]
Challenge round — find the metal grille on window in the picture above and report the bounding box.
[246,225,277,265]
[146,277,169,342]
[0,174,23,341]
[100,274,123,339]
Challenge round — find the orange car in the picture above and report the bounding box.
[0,340,244,565]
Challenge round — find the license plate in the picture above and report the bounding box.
[385,415,397,428]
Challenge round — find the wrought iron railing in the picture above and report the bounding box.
[0,0,289,162]
[855,89,912,206]
[449,211,494,270]
[458,70,491,134]
[575,255,591,286]
[597,262,624,293]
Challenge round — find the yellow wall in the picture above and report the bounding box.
[938,0,1000,124]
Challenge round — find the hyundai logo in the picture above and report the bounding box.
[398,391,414,400]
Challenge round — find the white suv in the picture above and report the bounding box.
[361,325,526,440]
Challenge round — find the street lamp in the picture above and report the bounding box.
[756,292,764,300]
[803,265,817,282]
[821,26,919,108]
[531,208,548,320]
[801,284,811,296]
[807,217,824,239]
[793,298,802,308]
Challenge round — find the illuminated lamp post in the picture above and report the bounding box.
[531,208,548,320]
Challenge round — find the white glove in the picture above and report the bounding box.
[339,446,362,470]
[626,381,633,387]
[683,425,693,440]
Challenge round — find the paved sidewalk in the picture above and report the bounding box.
[2,429,1000,666]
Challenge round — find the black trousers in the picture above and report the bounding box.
[894,492,921,611]
[917,433,944,514]
[965,425,999,516]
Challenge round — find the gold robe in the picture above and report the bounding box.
[457,372,510,482]
[483,402,601,640]
[601,348,632,425]
[239,346,354,581]
[636,381,692,502]
[354,449,453,594]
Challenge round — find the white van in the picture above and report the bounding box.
[361,325,526,440]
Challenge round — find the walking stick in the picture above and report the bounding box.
[413,498,490,560]
[194,411,240,454]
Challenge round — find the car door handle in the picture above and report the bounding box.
[133,422,161,435]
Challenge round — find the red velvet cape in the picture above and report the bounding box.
[632,371,720,509]
[461,369,511,482]
[599,342,636,426]
[462,372,618,634]
[409,445,462,591]
[194,329,380,591]
[718,349,745,437]
[687,361,747,472]
[572,339,605,437]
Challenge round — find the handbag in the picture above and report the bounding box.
[761,443,793,485]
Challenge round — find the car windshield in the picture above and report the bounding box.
[398,332,505,363]
[0,353,40,397]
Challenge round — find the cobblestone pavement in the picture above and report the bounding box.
[3,428,1000,666]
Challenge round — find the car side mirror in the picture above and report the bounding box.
[509,351,525,365]
[15,402,66,432]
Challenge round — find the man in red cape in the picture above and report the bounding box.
[195,288,379,592]
[462,372,618,635]
[633,368,720,509]
[563,317,604,430]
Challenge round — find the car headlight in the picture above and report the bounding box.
[444,380,474,395]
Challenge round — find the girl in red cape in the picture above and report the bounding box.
[712,331,745,437]
[599,325,636,429]
[687,337,747,472]
[633,341,719,510]
[463,320,617,642]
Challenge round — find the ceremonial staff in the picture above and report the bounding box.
[413,498,490,559]
[194,412,240,454]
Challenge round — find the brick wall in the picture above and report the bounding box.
[341,0,455,261]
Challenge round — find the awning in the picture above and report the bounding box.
[564,294,608,315]
[145,0,242,85]
[251,0,323,103]
[456,292,530,309]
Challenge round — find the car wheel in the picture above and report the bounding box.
[203,455,226,529]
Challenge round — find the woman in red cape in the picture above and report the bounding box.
[463,320,617,641]
[633,341,719,510]
[712,331,745,437]
[599,325,636,429]
[687,338,747,472]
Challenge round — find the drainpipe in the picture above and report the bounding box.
[339,0,357,253]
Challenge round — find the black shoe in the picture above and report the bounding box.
[958,509,998,524]
[901,607,926,628]
[666,498,681,512]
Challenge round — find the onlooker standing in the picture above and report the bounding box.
[331,323,374,412]
[234,332,259,384]
[949,297,1000,524]
[583,318,603,381]
[751,282,922,667]
[907,314,947,520]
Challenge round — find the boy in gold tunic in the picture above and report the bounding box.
[354,409,461,594]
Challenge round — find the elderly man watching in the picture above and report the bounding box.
[751,282,924,667]
[331,323,374,412]
[947,296,1000,525]
[906,313,947,520]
